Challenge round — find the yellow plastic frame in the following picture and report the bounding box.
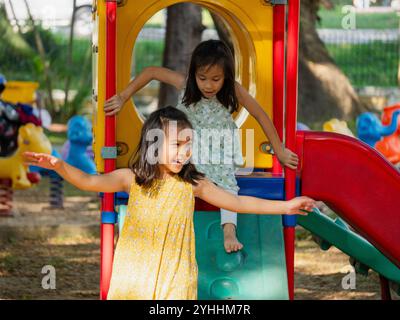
[93,0,274,172]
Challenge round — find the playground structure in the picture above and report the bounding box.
[0,81,51,216]
[357,107,400,166]
[323,109,400,166]
[30,115,96,209]
[1,81,39,105]
[356,110,400,147]
[0,81,42,157]
[0,124,51,189]
[64,116,96,175]
[0,79,95,211]
[323,118,355,137]
[375,104,400,166]
[92,0,400,300]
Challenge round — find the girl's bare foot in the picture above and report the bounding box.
[223,223,243,253]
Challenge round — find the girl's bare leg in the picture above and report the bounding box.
[222,222,243,253]
[221,190,243,253]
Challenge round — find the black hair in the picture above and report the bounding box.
[182,40,239,113]
[129,106,205,188]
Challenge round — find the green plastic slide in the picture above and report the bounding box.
[194,211,289,300]
[297,209,400,289]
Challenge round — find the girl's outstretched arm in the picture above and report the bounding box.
[193,178,316,215]
[235,82,299,169]
[23,152,133,194]
[104,66,186,116]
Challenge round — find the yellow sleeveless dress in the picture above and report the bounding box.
[106,175,198,300]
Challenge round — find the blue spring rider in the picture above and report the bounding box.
[65,115,96,174]
[31,115,96,208]
[356,111,400,147]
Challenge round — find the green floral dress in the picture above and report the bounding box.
[176,92,243,193]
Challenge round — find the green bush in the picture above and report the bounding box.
[133,40,164,75]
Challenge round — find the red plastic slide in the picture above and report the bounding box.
[296,131,400,269]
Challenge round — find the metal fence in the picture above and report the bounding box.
[134,26,399,88]
[132,28,219,77]
[317,28,399,88]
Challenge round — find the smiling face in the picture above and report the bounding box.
[159,124,193,176]
[195,64,225,99]
[130,106,205,188]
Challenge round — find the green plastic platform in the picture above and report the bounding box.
[194,211,289,300]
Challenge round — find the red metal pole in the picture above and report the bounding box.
[100,0,117,300]
[272,4,285,175]
[284,0,300,300]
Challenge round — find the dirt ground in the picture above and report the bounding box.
[0,179,396,300]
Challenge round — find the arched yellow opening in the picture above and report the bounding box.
[93,0,274,172]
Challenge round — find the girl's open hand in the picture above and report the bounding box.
[23,152,62,171]
[286,196,316,215]
[277,147,299,170]
[104,93,125,116]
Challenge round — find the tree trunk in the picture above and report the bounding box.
[7,0,22,35]
[298,0,370,127]
[210,12,234,56]
[158,3,205,108]
[0,5,33,57]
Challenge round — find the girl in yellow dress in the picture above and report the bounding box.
[23,106,316,300]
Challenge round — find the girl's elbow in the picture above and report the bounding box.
[79,184,95,193]
[235,207,248,214]
[83,176,100,192]
[255,110,270,123]
[143,66,155,79]
[226,200,243,213]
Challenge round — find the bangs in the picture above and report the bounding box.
[182,40,239,113]
[161,117,194,141]
[129,106,205,189]
[195,56,224,73]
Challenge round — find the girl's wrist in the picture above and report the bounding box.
[119,92,129,103]
[282,201,290,214]
[54,159,65,173]
[274,145,285,158]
